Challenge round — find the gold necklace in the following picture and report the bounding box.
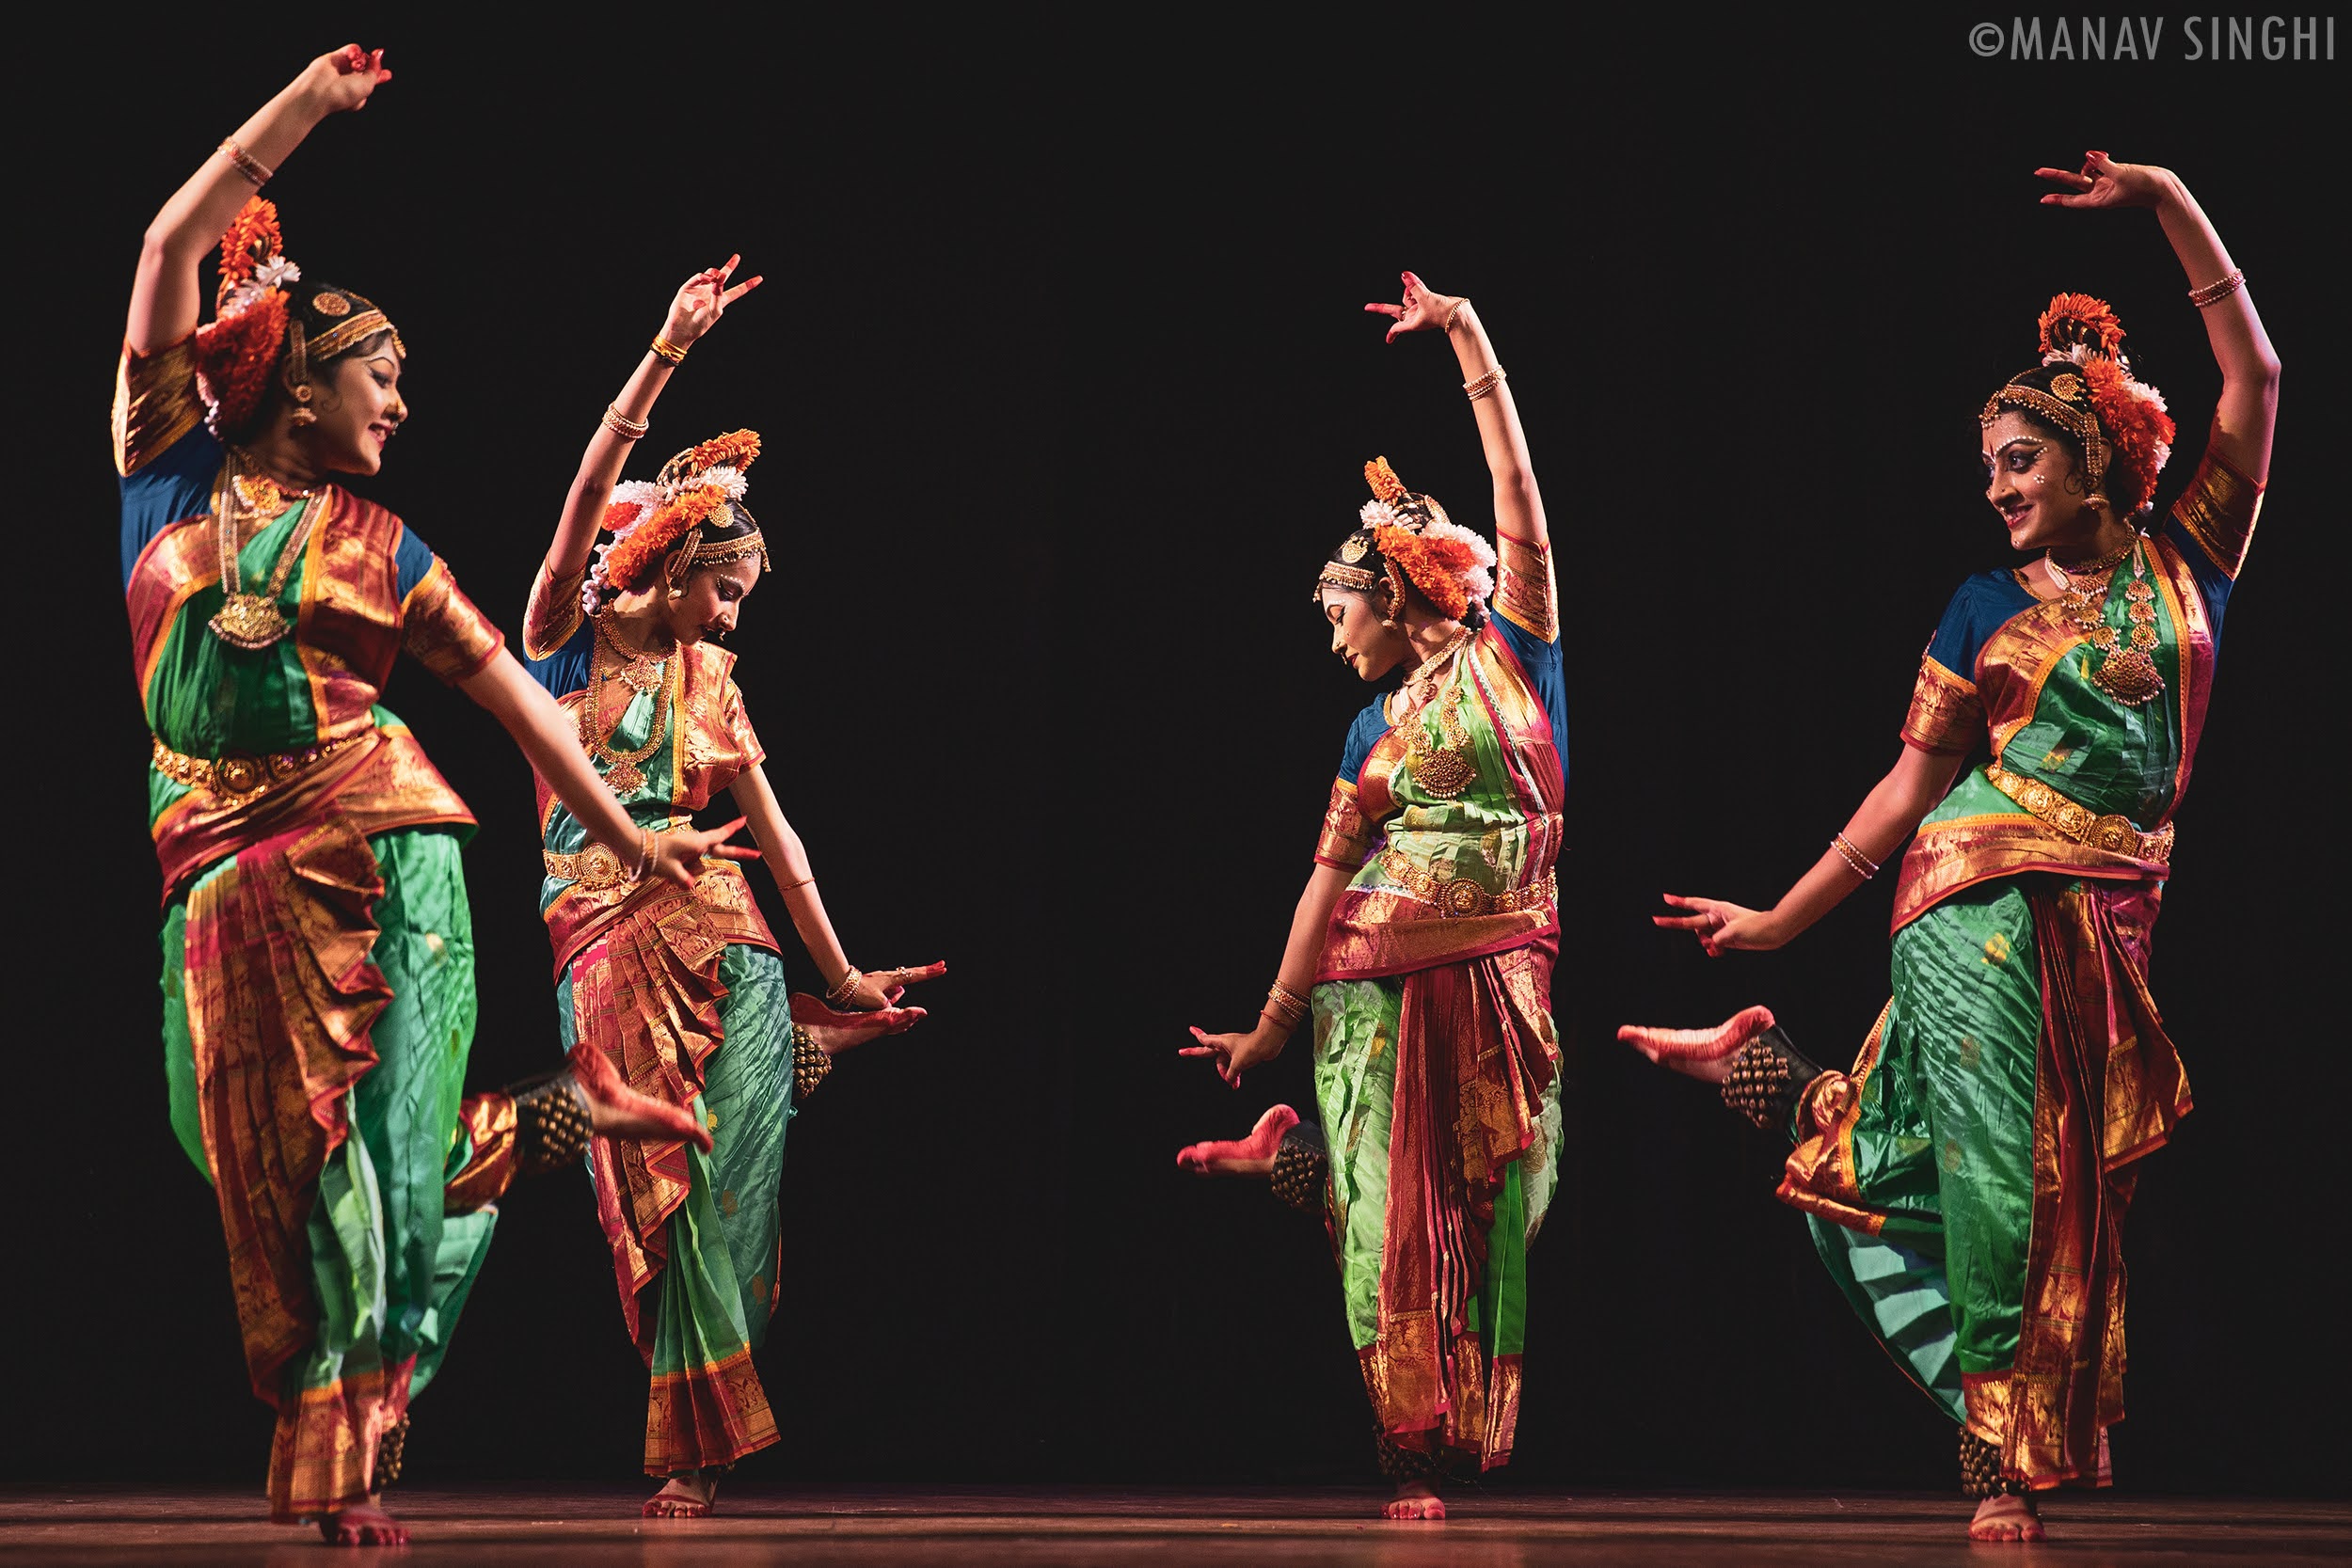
[2042,537,2133,592]
[209,452,320,650]
[595,612,670,693]
[580,613,673,794]
[2052,536,2165,706]
[1396,626,1479,800]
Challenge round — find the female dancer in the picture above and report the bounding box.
[1177,276,1567,1520]
[1621,153,2276,1543]
[520,264,944,1518]
[120,45,737,1545]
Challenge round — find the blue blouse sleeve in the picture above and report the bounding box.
[1491,613,1569,790]
[525,611,594,697]
[1337,698,1391,787]
[391,524,438,604]
[1924,570,2037,682]
[119,423,224,589]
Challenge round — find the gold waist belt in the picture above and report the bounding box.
[545,820,688,892]
[1984,764,2174,865]
[1377,850,1558,918]
[151,729,371,805]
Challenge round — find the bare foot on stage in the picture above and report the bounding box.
[644,1469,720,1519]
[1969,1494,2045,1542]
[1384,1479,1446,1520]
[1175,1104,1298,1178]
[1614,1005,1776,1085]
[317,1497,407,1545]
[567,1040,713,1152]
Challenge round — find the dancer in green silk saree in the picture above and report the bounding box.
[121,45,726,1547]
[1178,277,1565,1521]
[519,263,942,1519]
[1621,152,2278,1544]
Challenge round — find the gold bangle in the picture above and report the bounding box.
[217,136,275,188]
[2186,267,2246,308]
[825,966,865,1006]
[650,335,690,365]
[1829,832,1880,880]
[1464,366,1508,401]
[601,404,649,441]
[1443,297,1471,333]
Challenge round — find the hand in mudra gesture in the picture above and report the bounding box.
[1653,893,1787,958]
[304,44,392,113]
[2035,150,2169,210]
[1364,270,1465,343]
[660,255,764,350]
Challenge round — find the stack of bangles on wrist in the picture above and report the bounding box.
[2187,267,2247,309]
[602,404,648,441]
[1464,366,1508,401]
[650,334,690,365]
[825,967,865,1006]
[1829,832,1880,879]
[217,136,274,188]
[631,827,658,879]
[1263,980,1310,1032]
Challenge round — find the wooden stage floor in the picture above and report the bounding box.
[4,1484,2347,1564]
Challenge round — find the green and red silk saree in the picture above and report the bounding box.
[119,339,516,1520]
[1309,531,1568,1471]
[1779,438,2260,1489]
[522,566,793,1476]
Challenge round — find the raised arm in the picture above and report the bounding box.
[1366,272,1548,550]
[1653,743,1967,958]
[127,45,390,355]
[2037,152,2280,483]
[1182,861,1353,1087]
[524,260,761,657]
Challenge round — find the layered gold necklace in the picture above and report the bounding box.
[1396,626,1479,800]
[208,453,320,650]
[580,614,674,794]
[2047,536,2165,706]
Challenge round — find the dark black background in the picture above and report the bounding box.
[8,12,2342,1497]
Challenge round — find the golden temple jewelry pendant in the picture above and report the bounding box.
[603,760,647,795]
[2092,647,2165,705]
[210,593,293,650]
[1407,698,1478,800]
[617,660,661,694]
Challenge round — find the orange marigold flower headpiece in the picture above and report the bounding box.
[192,197,403,439]
[588,430,767,612]
[1982,292,2174,516]
[1311,456,1496,624]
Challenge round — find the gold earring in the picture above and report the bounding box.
[291,385,317,429]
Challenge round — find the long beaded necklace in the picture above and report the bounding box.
[1394,626,1479,800]
[2046,535,2165,706]
[580,613,673,794]
[208,452,320,650]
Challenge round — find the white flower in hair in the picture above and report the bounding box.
[253,256,302,292]
[1359,499,1405,531]
[1422,519,1498,607]
[696,465,749,501]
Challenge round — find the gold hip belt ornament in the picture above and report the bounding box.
[1983,764,2174,865]
[151,728,371,806]
[545,819,689,891]
[1376,850,1557,917]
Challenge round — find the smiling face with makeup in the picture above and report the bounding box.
[1980,409,2115,557]
[301,333,407,477]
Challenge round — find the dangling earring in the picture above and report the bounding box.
[291,385,317,429]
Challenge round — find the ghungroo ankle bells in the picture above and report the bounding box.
[791,1023,832,1101]
[1270,1121,1330,1213]
[1719,1026,1826,1133]
[1375,1429,1460,1483]
[513,1072,596,1178]
[1959,1430,2026,1499]
[373,1412,411,1489]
